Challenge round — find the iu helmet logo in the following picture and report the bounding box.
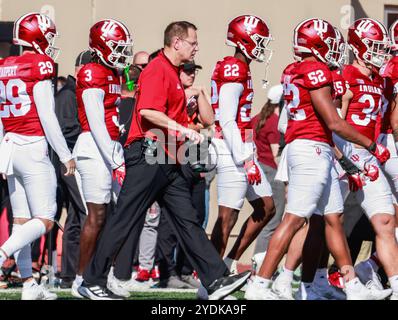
[244,16,260,33]
[355,20,373,37]
[36,14,51,33]
[101,20,117,38]
[313,19,328,36]
[315,147,321,155]
[355,20,374,38]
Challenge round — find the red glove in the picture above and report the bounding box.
[363,163,379,182]
[244,160,261,185]
[368,142,390,164]
[347,173,365,192]
[113,164,126,186]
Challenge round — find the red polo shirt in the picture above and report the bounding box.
[125,50,188,146]
[252,113,280,169]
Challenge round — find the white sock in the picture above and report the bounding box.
[74,274,83,285]
[224,257,238,273]
[0,249,6,267]
[12,224,32,279]
[253,275,271,288]
[51,250,58,273]
[281,265,294,282]
[389,275,398,293]
[23,278,37,288]
[1,219,46,257]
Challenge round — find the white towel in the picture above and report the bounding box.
[275,144,289,182]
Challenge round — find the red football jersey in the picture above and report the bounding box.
[211,56,253,141]
[331,69,347,100]
[0,53,55,136]
[343,65,384,141]
[379,56,398,134]
[282,60,333,145]
[76,62,121,141]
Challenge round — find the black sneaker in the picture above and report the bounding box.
[207,271,251,300]
[59,278,74,289]
[78,281,124,300]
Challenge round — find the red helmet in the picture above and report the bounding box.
[348,18,390,68]
[89,19,133,70]
[13,12,59,60]
[226,15,273,63]
[389,19,398,51]
[293,18,340,68]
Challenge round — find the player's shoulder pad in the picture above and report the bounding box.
[213,56,248,83]
[294,60,332,89]
[29,54,56,81]
[77,62,109,89]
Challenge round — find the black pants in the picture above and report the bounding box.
[83,140,228,288]
[59,164,87,280]
[157,167,206,279]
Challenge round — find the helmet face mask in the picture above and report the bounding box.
[361,38,391,68]
[106,38,133,69]
[44,31,60,61]
[250,32,273,63]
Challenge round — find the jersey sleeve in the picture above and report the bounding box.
[296,61,332,90]
[29,54,56,81]
[216,59,248,84]
[76,63,108,90]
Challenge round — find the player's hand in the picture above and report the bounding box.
[1,173,6,180]
[347,173,365,192]
[244,160,261,185]
[113,163,126,186]
[64,159,76,176]
[363,163,379,182]
[180,126,204,144]
[367,142,390,164]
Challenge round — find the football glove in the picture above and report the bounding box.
[367,142,390,164]
[347,173,365,192]
[363,163,379,182]
[244,160,261,185]
[113,163,126,186]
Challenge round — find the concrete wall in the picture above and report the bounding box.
[1,0,398,264]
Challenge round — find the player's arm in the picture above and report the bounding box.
[196,86,214,127]
[33,80,75,176]
[340,88,353,119]
[140,109,204,144]
[219,82,253,165]
[82,88,124,169]
[390,86,398,148]
[310,86,372,148]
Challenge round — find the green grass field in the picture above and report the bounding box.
[0,289,246,300]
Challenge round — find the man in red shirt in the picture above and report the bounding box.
[79,21,250,300]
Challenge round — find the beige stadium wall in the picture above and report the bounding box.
[1,0,398,265]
